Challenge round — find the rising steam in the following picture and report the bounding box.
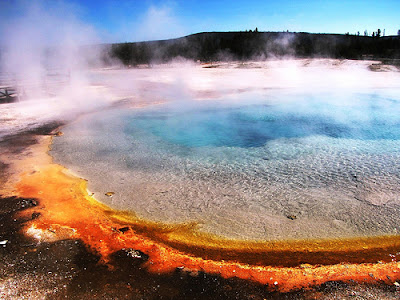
[1,1,399,140]
[0,1,112,138]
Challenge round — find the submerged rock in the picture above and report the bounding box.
[53,131,63,137]
[118,227,130,233]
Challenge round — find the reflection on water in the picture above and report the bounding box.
[51,91,400,241]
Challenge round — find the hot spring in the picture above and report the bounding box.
[51,62,400,241]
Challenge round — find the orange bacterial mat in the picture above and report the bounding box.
[13,156,400,292]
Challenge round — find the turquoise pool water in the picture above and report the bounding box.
[128,94,400,148]
[51,91,400,240]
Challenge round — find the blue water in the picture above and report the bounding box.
[125,94,400,148]
[51,91,400,240]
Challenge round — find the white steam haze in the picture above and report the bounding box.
[1,1,400,140]
[0,1,112,138]
[131,5,185,42]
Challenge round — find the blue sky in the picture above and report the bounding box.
[1,0,399,43]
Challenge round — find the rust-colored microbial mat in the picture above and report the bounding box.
[8,136,400,292]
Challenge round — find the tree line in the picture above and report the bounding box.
[106,31,400,65]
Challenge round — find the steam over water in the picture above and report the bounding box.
[50,62,400,241]
[130,95,400,147]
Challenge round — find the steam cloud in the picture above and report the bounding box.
[133,5,185,42]
[1,1,400,140]
[0,1,111,138]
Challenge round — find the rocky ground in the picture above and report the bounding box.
[1,197,399,300]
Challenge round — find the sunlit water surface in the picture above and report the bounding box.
[52,90,400,240]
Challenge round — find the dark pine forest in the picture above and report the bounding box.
[107,31,400,65]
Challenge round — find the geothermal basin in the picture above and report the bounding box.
[50,60,400,242]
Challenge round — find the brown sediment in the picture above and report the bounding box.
[5,134,400,292]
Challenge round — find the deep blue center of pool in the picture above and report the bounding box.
[125,95,400,148]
